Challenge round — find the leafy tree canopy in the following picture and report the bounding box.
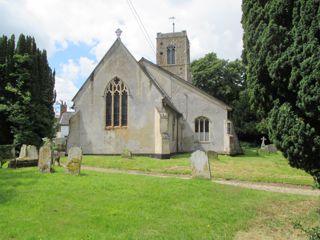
[191,53,261,142]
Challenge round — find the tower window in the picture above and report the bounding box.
[105,78,128,128]
[195,117,210,142]
[167,45,175,64]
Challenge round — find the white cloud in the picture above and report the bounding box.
[78,57,97,78]
[55,56,96,105]
[1,0,244,104]
[54,77,78,108]
[0,0,243,60]
[59,59,79,82]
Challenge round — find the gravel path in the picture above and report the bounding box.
[80,166,320,197]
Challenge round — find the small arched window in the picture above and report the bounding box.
[167,45,175,64]
[195,117,209,142]
[105,78,128,128]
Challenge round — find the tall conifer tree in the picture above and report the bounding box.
[0,34,56,147]
[242,0,320,183]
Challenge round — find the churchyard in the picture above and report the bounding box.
[0,145,319,239]
[60,147,315,186]
[0,166,319,240]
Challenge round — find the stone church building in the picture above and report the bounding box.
[67,30,241,158]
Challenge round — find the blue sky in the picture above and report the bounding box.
[0,0,243,112]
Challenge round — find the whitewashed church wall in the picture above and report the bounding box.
[144,63,231,154]
[71,42,164,155]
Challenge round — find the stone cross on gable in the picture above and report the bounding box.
[115,28,122,38]
[261,136,267,148]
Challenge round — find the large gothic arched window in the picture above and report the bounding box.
[167,45,175,64]
[195,117,210,142]
[105,78,128,128]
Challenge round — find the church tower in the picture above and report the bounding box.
[156,31,191,82]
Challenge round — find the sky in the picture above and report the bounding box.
[0,0,243,111]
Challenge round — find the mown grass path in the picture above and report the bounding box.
[61,147,315,186]
[80,165,320,196]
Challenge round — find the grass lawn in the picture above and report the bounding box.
[0,167,318,239]
[61,147,314,186]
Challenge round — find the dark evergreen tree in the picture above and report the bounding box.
[0,35,15,144]
[0,34,55,147]
[242,0,320,183]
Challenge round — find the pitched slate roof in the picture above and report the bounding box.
[59,112,74,126]
[139,58,232,110]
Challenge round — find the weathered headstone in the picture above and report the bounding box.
[66,147,82,175]
[121,149,133,159]
[17,145,38,160]
[13,144,38,168]
[27,145,38,160]
[38,145,53,173]
[190,150,211,179]
[207,150,219,160]
[265,144,277,153]
[18,144,27,159]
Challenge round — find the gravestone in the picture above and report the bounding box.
[66,147,82,175]
[18,144,27,159]
[190,150,211,179]
[27,145,38,160]
[265,144,277,153]
[121,149,133,159]
[261,136,267,149]
[38,145,53,173]
[12,144,38,168]
[207,150,219,160]
[17,145,38,160]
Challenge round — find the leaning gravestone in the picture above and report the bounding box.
[38,145,53,173]
[207,150,219,160]
[66,147,82,175]
[190,150,211,179]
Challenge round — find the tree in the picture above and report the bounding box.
[191,53,261,142]
[242,0,320,183]
[0,34,56,147]
[191,53,244,105]
[0,35,15,144]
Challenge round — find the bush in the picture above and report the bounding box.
[0,144,15,168]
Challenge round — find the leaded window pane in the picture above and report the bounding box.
[195,117,210,142]
[113,92,120,126]
[105,78,128,128]
[106,92,112,126]
[121,92,128,126]
[205,120,209,133]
